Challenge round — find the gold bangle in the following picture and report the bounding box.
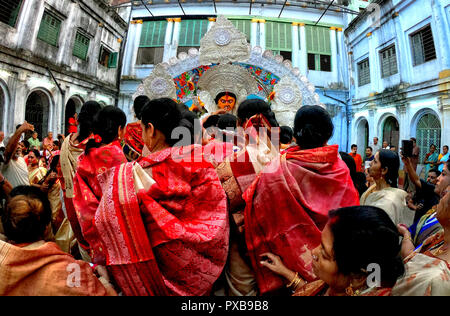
[292,276,303,290]
[286,272,298,288]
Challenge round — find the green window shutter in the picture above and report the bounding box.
[5,0,23,27]
[231,19,251,42]
[178,19,208,47]
[37,11,62,47]
[265,22,292,52]
[73,32,90,60]
[140,20,167,47]
[306,25,331,55]
[108,52,118,68]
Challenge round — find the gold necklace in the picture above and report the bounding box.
[434,244,449,256]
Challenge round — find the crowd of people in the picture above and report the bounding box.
[0,96,448,296]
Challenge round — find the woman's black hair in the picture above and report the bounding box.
[280,126,294,145]
[85,106,127,154]
[77,101,102,142]
[133,95,150,120]
[218,114,237,130]
[31,149,41,159]
[237,99,279,128]
[340,152,367,197]
[2,186,52,244]
[179,110,202,145]
[294,106,333,150]
[215,92,237,105]
[328,206,405,288]
[141,98,184,147]
[203,115,220,129]
[378,149,400,188]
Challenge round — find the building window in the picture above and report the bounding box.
[137,20,167,65]
[0,0,23,27]
[306,25,332,72]
[99,46,118,68]
[37,11,62,47]
[410,25,436,66]
[379,45,398,78]
[266,21,292,60]
[73,31,90,61]
[177,19,208,55]
[357,58,370,86]
[230,19,251,43]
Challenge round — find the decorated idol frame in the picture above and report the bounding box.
[133,16,324,127]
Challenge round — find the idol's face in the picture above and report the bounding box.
[217,95,236,112]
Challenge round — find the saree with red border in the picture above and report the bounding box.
[244,145,360,294]
[72,141,127,264]
[94,145,230,296]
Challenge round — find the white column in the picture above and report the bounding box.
[367,32,378,93]
[291,23,300,68]
[431,0,450,69]
[251,19,258,48]
[299,23,307,75]
[171,18,181,59]
[259,20,266,51]
[393,15,411,83]
[129,20,143,77]
[163,18,174,62]
[330,27,338,83]
[336,28,345,84]
[207,18,216,31]
[122,20,138,76]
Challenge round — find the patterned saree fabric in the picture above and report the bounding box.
[94,145,230,296]
[72,141,127,264]
[121,122,145,161]
[392,232,450,296]
[244,145,360,294]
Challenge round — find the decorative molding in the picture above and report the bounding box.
[199,15,251,65]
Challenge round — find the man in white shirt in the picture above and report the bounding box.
[371,137,381,154]
[2,122,34,188]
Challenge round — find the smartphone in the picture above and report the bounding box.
[401,140,413,158]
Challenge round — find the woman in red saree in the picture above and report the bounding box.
[72,106,128,264]
[260,206,405,296]
[94,98,229,296]
[244,105,360,295]
[59,101,101,258]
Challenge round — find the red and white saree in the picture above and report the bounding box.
[94,145,230,296]
[244,145,360,294]
[72,141,127,263]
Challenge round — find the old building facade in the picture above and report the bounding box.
[0,0,127,138]
[346,0,449,164]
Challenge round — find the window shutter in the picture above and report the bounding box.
[73,31,90,60]
[140,21,167,47]
[178,19,208,47]
[1,0,23,27]
[37,11,62,47]
[231,19,251,42]
[380,45,398,78]
[108,52,118,68]
[358,58,370,86]
[410,25,436,66]
[306,25,331,55]
[266,22,291,52]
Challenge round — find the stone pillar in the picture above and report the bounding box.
[330,27,338,84]
[336,28,345,85]
[431,0,450,69]
[251,19,258,48]
[208,17,216,31]
[367,32,378,93]
[129,20,143,77]
[392,13,412,83]
[298,23,307,75]
[163,18,174,62]
[171,18,181,59]
[291,23,300,68]
[259,20,266,51]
